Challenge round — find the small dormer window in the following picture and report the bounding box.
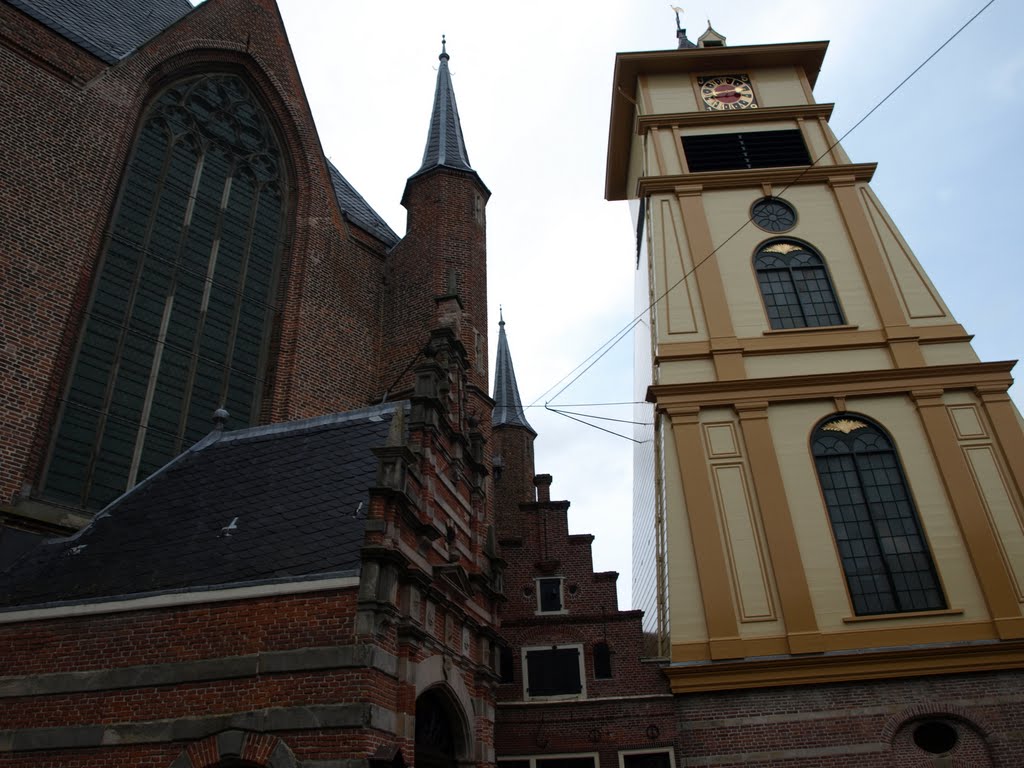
[537,577,564,613]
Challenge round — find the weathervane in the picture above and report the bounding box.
[671,5,684,31]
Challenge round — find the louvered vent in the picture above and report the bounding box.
[683,129,811,173]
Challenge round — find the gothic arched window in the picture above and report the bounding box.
[43,74,287,510]
[812,416,945,616]
[754,241,843,329]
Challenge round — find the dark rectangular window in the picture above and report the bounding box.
[538,578,562,612]
[622,752,672,768]
[593,642,612,679]
[682,130,811,173]
[537,759,596,768]
[500,646,515,683]
[525,647,582,697]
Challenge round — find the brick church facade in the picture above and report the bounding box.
[2,1,1023,767]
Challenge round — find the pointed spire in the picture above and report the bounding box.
[413,36,475,178]
[492,312,535,433]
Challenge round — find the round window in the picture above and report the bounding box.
[912,721,958,754]
[751,197,797,233]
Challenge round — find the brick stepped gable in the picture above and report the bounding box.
[489,320,674,763]
[494,474,675,760]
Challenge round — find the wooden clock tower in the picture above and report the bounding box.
[606,25,1024,703]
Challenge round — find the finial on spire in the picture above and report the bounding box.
[440,34,449,61]
[499,304,505,326]
[212,406,230,431]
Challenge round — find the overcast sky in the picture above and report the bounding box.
[263,0,1024,608]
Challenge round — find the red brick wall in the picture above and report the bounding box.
[383,170,489,400]
[0,590,357,676]
[674,672,1024,767]
[0,0,392,509]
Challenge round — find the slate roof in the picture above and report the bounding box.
[328,161,400,248]
[7,0,400,247]
[0,404,406,609]
[5,0,192,63]
[410,42,480,183]
[492,316,534,433]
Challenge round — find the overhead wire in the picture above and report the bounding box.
[531,0,997,443]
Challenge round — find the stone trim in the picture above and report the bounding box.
[0,644,397,698]
[695,742,888,764]
[170,729,296,768]
[0,575,360,623]
[0,704,395,753]
[880,703,996,743]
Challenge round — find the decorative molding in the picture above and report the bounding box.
[649,361,1015,411]
[0,575,360,624]
[821,418,868,434]
[665,639,1024,693]
[0,704,393,753]
[636,163,876,196]
[0,644,398,699]
[636,103,834,133]
[655,323,972,362]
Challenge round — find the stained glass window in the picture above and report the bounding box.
[44,74,286,509]
[812,416,945,616]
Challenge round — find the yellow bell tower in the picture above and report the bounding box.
[607,27,1024,692]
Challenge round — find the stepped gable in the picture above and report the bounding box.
[0,405,402,608]
[495,474,674,760]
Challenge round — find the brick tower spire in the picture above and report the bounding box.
[381,38,490,402]
[491,313,537,538]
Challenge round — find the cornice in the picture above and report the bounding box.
[635,162,876,197]
[606,41,830,200]
[664,639,1024,693]
[655,324,973,362]
[636,103,834,134]
[648,361,1016,410]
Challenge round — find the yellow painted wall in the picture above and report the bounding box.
[768,396,989,632]
[661,414,709,645]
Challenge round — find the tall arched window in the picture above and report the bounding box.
[812,416,945,616]
[43,74,287,510]
[754,240,843,329]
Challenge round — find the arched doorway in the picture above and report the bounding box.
[415,687,467,768]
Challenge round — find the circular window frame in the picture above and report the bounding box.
[751,197,797,233]
[912,720,959,755]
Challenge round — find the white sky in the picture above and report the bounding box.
[265,0,1024,608]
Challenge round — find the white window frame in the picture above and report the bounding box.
[535,576,567,615]
[521,643,587,701]
[618,748,675,768]
[498,752,600,768]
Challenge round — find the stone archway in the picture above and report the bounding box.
[415,686,471,768]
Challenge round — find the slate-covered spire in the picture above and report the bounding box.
[492,312,535,433]
[413,36,476,179]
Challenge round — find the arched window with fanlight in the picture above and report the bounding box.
[754,240,843,329]
[812,415,946,616]
[42,73,287,510]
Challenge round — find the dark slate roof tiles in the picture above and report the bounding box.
[327,161,400,248]
[6,0,192,63]
[410,43,482,189]
[0,404,407,609]
[492,316,535,433]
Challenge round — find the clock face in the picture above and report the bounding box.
[699,75,758,111]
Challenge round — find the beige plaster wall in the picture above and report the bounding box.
[768,396,988,633]
[642,66,809,115]
[701,185,882,337]
[745,348,892,379]
[661,413,709,644]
